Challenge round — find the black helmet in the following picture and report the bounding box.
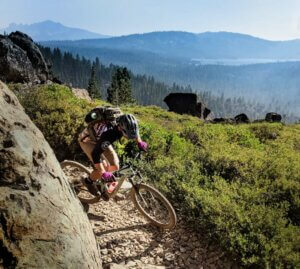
[117,114,139,139]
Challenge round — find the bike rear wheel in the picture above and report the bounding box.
[60,160,100,210]
[131,183,177,230]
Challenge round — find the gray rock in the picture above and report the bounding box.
[126,260,136,267]
[0,37,35,83]
[164,252,175,261]
[101,249,109,255]
[0,31,53,83]
[265,112,282,122]
[108,263,124,269]
[0,81,101,268]
[234,113,250,123]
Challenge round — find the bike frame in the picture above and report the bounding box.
[75,152,146,204]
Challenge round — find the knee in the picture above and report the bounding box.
[114,163,120,171]
[90,169,101,181]
[109,163,119,172]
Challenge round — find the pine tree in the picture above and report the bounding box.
[107,67,134,105]
[87,63,101,99]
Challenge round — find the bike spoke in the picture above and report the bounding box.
[136,189,171,225]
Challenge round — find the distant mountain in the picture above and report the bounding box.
[43,31,300,59]
[0,20,110,41]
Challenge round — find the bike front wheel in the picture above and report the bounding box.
[131,183,177,230]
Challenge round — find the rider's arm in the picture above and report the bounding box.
[135,135,148,151]
[135,136,142,143]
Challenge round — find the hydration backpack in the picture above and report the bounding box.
[84,106,123,142]
[85,106,123,126]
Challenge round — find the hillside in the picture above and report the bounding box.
[0,20,110,41]
[43,31,300,59]
[11,83,300,268]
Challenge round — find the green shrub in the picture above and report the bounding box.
[12,83,300,267]
[13,84,101,160]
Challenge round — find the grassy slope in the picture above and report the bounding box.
[12,83,300,268]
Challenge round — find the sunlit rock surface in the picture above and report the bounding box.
[0,81,101,268]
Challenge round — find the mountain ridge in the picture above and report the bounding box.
[43,30,300,59]
[0,20,110,41]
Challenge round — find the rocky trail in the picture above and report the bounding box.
[86,192,237,269]
[63,163,236,268]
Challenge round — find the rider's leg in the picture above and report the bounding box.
[78,136,96,164]
[78,137,103,196]
[79,138,118,180]
[90,162,105,181]
[79,137,107,181]
[102,145,120,172]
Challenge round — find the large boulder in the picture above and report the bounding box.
[164,93,211,119]
[265,112,282,122]
[234,113,250,123]
[0,81,101,268]
[0,31,52,83]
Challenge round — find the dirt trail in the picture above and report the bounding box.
[87,195,237,269]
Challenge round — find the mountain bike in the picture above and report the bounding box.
[60,153,177,230]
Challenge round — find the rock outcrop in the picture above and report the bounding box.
[0,81,101,268]
[0,31,52,83]
[164,93,211,120]
[265,112,282,122]
[234,113,250,123]
[72,87,92,102]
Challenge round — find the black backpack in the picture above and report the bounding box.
[85,106,123,125]
[84,106,123,142]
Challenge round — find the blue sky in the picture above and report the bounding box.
[1,0,300,40]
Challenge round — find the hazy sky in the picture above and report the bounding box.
[1,0,300,40]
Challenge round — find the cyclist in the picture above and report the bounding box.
[78,113,148,197]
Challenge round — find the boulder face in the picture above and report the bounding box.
[164,93,211,119]
[0,31,52,83]
[0,81,101,268]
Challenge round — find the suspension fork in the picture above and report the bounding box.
[129,174,150,207]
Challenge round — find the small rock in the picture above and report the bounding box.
[164,252,175,261]
[124,249,131,257]
[150,241,159,248]
[107,263,124,269]
[101,248,108,255]
[126,260,136,267]
[138,235,148,243]
[180,246,186,252]
[106,257,112,263]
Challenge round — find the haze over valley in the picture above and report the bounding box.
[2,20,300,119]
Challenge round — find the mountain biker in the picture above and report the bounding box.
[78,113,148,197]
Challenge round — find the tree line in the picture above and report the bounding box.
[40,46,193,107]
[40,46,299,122]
